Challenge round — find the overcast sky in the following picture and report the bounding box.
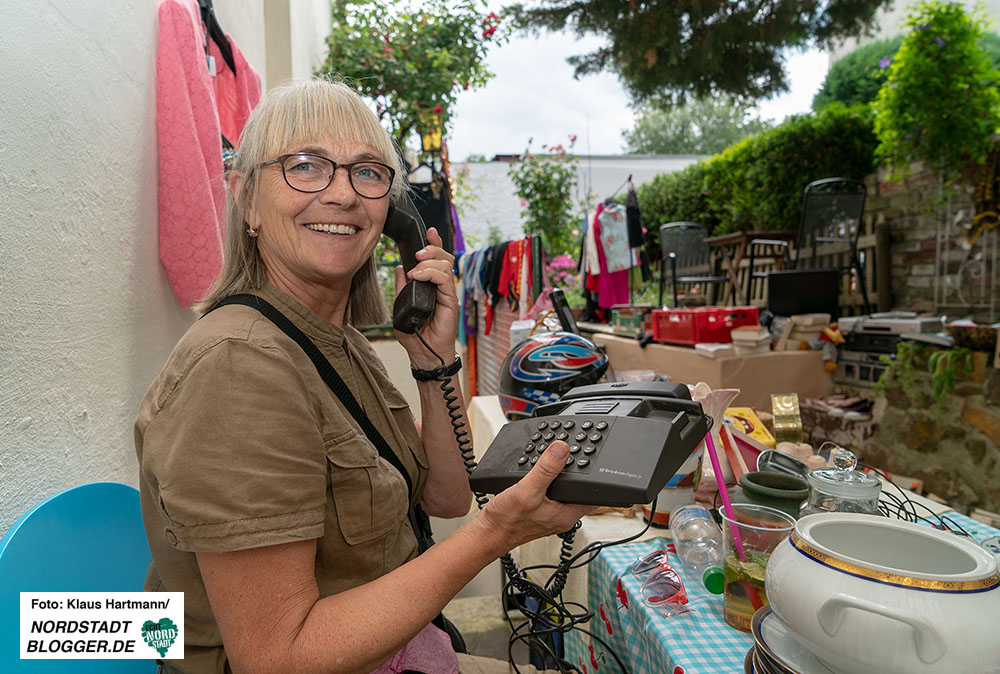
[446,31,830,161]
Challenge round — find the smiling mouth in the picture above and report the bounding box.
[304,223,359,235]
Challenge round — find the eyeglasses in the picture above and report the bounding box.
[262,153,395,199]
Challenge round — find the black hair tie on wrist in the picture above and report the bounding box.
[411,356,462,381]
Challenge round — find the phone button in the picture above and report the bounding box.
[530,456,539,465]
[565,456,575,467]
[537,421,549,430]
[596,421,609,431]
[543,431,555,441]
[569,444,581,454]
[517,455,529,465]
[562,420,575,429]
[524,444,536,453]
[550,420,562,429]
[589,433,602,443]
[583,445,596,455]
[581,421,593,430]
[576,458,590,468]
[574,432,587,442]
[531,432,542,441]
[556,431,569,440]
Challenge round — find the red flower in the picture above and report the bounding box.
[482,26,496,38]
[433,104,443,114]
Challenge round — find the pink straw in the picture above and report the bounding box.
[704,432,748,562]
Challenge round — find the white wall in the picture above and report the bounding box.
[0,0,329,535]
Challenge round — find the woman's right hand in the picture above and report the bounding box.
[473,441,597,554]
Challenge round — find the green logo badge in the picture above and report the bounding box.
[141,618,178,657]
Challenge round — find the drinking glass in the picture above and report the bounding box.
[720,503,795,632]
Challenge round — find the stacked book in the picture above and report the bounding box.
[775,313,830,351]
[730,325,772,356]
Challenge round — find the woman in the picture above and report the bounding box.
[135,78,593,674]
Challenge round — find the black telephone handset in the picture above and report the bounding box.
[383,192,437,334]
[469,381,711,506]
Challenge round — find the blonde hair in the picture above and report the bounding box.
[197,78,400,327]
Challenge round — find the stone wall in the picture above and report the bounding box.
[864,163,992,322]
[862,350,1000,512]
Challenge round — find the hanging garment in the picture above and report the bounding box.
[593,206,631,308]
[598,202,633,273]
[157,0,261,306]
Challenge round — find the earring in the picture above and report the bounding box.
[247,224,259,238]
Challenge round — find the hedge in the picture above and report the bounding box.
[638,103,877,251]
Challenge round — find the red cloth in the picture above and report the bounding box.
[156,0,261,306]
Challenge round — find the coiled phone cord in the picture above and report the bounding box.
[416,331,641,673]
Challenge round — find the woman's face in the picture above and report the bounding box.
[248,138,391,302]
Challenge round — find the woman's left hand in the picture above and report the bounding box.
[393,226,458,369]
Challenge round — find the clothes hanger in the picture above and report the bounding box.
[197,0,236,75]
[603,174,632,206]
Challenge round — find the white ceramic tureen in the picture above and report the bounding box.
[765,513,1000,674]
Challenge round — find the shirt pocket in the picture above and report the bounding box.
[325,431,408,545]
[383,388,429,473]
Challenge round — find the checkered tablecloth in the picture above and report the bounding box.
[561,511,1000,674]
[564,537,752,674]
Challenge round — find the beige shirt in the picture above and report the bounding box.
[135,284,428,674]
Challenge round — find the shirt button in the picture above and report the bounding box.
[164,529,178,545]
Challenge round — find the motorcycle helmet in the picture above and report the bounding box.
[498,331,610,420]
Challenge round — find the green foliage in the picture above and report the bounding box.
[638,103,877,245]
[814,36,904,110]
[927,347,973,400]
[507,139,580,257]
[873,341,927,402]
[634,162,710,239]
[874,1,1000,183]
[508,0,889,104]
[317,0,505,151]
[623,96,773,155]
[815,33,1000,111]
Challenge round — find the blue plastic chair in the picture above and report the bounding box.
[0,482,157,672]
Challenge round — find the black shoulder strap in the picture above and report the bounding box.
[209,294,414,499]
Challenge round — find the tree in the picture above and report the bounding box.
[507,139,580,256]
[874,1,1000,184]
[623,97,772,155]
[317,0,505,152]
[814,32,1000,111]
[508,0,890,104]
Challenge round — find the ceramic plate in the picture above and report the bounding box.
[745,647,755,674]
[751,607,841,674]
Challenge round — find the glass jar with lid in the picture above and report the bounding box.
[799,448,882,516]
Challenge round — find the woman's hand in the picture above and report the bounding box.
[472,441,598,555]
[393,226,458,370]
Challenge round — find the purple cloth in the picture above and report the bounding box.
[369,623,459,674]
[451,203,466,257]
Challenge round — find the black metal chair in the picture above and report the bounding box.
[658,222,728,308]
[746,178,871,314]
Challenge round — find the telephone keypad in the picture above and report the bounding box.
[512,416,615,476]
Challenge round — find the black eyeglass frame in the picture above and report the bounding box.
[262,153,396,199]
